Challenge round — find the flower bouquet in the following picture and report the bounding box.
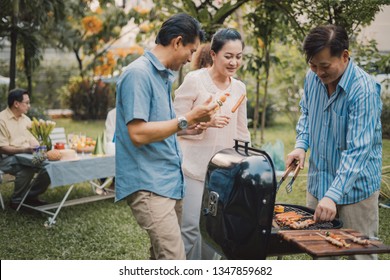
[28,117,56,150]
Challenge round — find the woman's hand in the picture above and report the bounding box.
[178,124,205,136]
[208,115,230,128]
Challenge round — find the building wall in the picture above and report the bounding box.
[359,5,390,53]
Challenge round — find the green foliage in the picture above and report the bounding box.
[26,106,49,121]
[382,94,390,140]
[59,76,115,120]
[0,0,67,91]
[352,39,383,74]
[56,0,132,77]
[289,0,388,38]
[33,64,78,109]
[0,85,8,111]
[247,101,276,128]
[272,44,307,128]
[151,0,249,39]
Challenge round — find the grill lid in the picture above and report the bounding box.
[200,140,277,260]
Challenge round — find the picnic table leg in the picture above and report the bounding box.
[44,184,75,227]
[17,171,40,211]
[89,177,113,195]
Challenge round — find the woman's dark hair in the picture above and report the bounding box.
[8,88,29,107]
[303,25,349,63]
[210,28,244,54]
[155,13,205,46]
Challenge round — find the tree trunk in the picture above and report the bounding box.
[9,0,19,91]
[260,44,271,144]
[74,48,83,77]
[24,48,33,96]
[253,74,260,143]
[260,72,268,144]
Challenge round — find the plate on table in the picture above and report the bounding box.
[75,146,95,154]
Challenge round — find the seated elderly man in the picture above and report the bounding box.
[0,88,50,209]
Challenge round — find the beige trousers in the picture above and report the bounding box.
[307,191,379,260]
[127,191,186,260]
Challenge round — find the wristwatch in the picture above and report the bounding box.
[177,116,188,130]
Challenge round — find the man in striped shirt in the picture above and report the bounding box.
[286,25,382,259]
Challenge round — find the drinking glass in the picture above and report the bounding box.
[67,132,74,149]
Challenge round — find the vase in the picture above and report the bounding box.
[40,137,52,151]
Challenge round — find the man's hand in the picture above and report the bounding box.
[186,96,217,124]
[0,145,33,155]
[314,197,337,222]
[286,148,306,169]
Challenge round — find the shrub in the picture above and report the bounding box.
[246,102,276,128]
[382,94,390,139]
[60,76,115,120]
[26,106,49,120]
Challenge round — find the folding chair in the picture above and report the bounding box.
[49,127,67,147]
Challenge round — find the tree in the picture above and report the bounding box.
[54,1,149,119]
[243,0,292,144]
[290,0,388,37]
[54,0,130,77]
[0,0,66,93]
[152,0,250,39]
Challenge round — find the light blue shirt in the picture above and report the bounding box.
[115,51,184,202]
[296,59,382,204]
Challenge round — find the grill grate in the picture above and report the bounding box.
[274,205,334,230]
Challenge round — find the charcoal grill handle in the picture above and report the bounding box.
[234,139,250,154]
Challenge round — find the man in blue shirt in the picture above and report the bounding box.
[286,25,382,259]
[115,13,217,260]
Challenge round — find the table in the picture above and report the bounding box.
[13,153,115,227]
[278,229,390,258]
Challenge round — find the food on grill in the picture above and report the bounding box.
[231,94,246,113]
[275,211,301,219]
[46,149,62,161]
[275,211,303,225]
[274,205,285,213]
[316,232,344,247]
[339,232,371,245]
[325,231,351,248]
[289,219,315,229]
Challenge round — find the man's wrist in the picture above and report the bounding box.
[177,116,188,130]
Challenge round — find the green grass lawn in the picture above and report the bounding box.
[0,116,389,260]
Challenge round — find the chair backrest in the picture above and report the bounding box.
[50,127,67,146]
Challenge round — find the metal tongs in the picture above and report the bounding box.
[276,160,301,193]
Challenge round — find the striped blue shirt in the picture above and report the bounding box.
[295,59,382,204]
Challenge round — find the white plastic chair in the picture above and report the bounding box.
[49,127,67,148]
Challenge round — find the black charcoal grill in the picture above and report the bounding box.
[200,140,342,260]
